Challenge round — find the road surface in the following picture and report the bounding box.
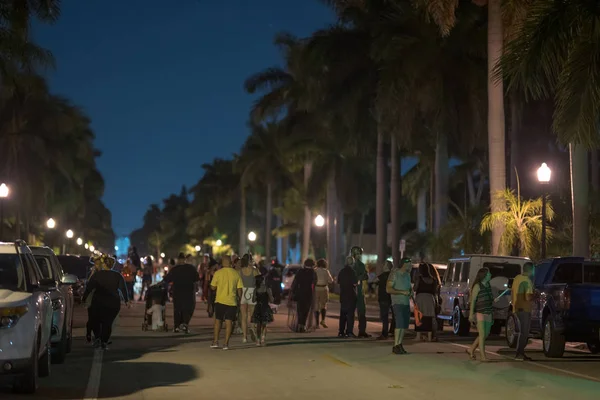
[2,299,600,399]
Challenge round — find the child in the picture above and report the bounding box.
[251,275,274,346]
[147,298,164,331]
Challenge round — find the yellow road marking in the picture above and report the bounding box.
[324,354,352,367]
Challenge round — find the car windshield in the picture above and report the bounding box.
[0,254,27,292]
[35,255,54,279]
[483,262,522,280]
[58,256,90,280]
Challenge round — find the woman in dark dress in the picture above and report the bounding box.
[83,254,130,349]
[251,275,274,346]
[290,258,317,332]
[413,263,440,341]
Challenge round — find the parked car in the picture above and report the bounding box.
[56,255,93,304]
[281,264,302,297]
[438,255,530,336]
[505,257,600,358]
[30,247,77,364]
[0,241,54,393]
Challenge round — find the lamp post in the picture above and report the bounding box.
[77,238,83,246]
[64,229,74,254]
[537,163,552,258]
[0,183,9,241]
[314,214,325,228]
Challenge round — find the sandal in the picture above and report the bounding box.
[466,349,476,360]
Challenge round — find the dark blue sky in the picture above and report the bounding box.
[34,0,333,236]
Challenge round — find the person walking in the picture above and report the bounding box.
[82,254,130,350]
[210,255,243,350]
[239,254,260,343]
[121,259,136,302]
[351,246,370,338]
[337,256,358,338]
[267,258,284,306]
[290,258,317,332]
[467,267,494,361]
[162,253,200,333]
[512,262,535,361]
[413,263,441,342]
[376,260,395,340]
[387,258,413,354]
[251,274,274,346]
[313,258,333,329]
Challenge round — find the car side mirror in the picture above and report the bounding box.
[38,278,58,291]
[61,274,78,285]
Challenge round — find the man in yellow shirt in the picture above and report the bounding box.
[210,255,243,350]
[511,262,535,361]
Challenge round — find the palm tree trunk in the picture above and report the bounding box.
[358,211,366,247]
[326,175,337,270]
[376,128,386,265]
[390,135,400,265]
[591,150,599,193]
[570,143,590,257]
[417,189,427,232]
[276,194,283,261]
[345,214,353,258]
[488,0,507,255]
[509,91,520,191]
[265,182,273,261]
[429,171,434,231]
[302,161,313,261]
[434,133,449,232]
[239,186,247,254]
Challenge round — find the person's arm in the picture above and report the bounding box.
[413,276,421,294]
[327,270,333,285]
[267,287,274,303]
[386,273,409,295]
[210,271,218,291]
[237,277,243,301]
[469,284,480,321]
[82,274,97,303]
[118,273,130,303]
[525,279,534,301]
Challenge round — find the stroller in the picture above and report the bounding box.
[142,283,169,332]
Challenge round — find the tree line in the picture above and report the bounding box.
[0,1,115,251]
[131,0,600,266]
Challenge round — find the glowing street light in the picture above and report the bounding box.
[76,238,83,246]
[66,229,74,239]
[89,245,95,252]
[0,183,8,241]
[215,239,222,246]
[195,245,201,252]
[84,243,89,249]
[314,214,325,227]
[114,245,119,251]
[248,231,257,242]
[46,218,56,229]
[0,183,9,198]
[537,162,552,259]
[160,252,165,258]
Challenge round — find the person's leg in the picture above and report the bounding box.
[224,320,233,346]
[347,302,356,335]
[241,303,248,340]
[248,304,257,339]
[339,305,347,335]
[86,308,94,342]
[101,307,120,345]
[255,322,262,344]
[379,302,389,337]
[213,319,222,345]
[476,320,489,360]
[516,312,531,358]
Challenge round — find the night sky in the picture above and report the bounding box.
[34,0,333,236]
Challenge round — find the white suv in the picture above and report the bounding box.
[0,241,54,393]
[31,246,77,364]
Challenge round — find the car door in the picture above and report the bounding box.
[52,253,74,329]
[449,262,463,309]
[24,254,52,348]
[440,262,455,315]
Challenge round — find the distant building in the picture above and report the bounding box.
[115,237,130,259]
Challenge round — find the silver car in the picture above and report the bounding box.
[438,255,530,336]
[30,246,77,364]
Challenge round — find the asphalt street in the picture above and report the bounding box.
[2,298,600,399]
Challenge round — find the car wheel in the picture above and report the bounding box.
[505,314,519,348]
[587,341,600,354]
[39,335,51,377]
[542,317,565,358]
[53,322,68,364]
[13,339,39,394]
[452,304,470,336]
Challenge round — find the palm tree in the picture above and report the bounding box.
[501,0,599,257]
[480,178,554,258]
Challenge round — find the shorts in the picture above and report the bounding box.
[314,287,329,310]
[214,303,238,321]
[240,288,256,305]
[476,313,493,322]
[392,304,411,329]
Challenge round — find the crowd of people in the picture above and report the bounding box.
[81,245,537,361]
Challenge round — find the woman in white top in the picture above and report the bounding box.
[313,259,333,328]
[239,255,260,343]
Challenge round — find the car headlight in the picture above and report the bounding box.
[52,298,63,311]
[0,305,29,329]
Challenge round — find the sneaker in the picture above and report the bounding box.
[101,342,108,350]
[92,339,101,348]
[320,321,328,328]
[174,328,180,333]
[376,335,388,340]
[358,332,372,338]
[399,344,408,354]
[242,338,247,344]
[392,345,402,354]
[346,333,358,338]
[515,354,532,361]
[210,343,219,349]
[222,345,229,350]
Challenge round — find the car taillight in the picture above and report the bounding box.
[0,305,29,329]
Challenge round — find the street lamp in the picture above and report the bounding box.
[66,229,74,239]
[89,245,95,252]
[114,245,119,251]
[537,163,552,259]
[216,239,222,246]
[0,183,9,241]
[84,243,89,249]
[46,218,56,229]
[314,214,325,227]
[160,252,165,258]
[195,245,201,252]
[76,238,83,246]
[248,231,257,242]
